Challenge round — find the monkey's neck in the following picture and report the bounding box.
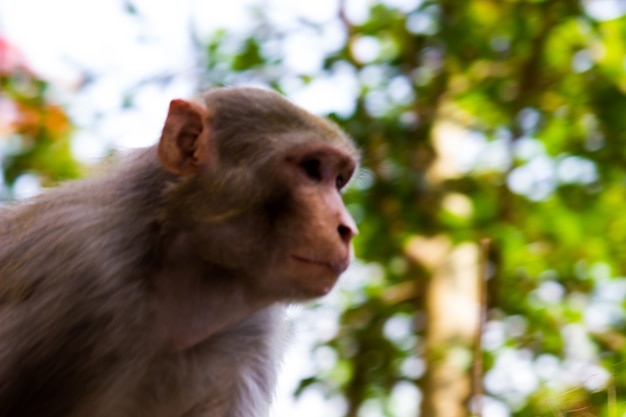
[119,150,276,351]
[152,247,277,352]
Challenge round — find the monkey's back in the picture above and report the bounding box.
[0,164,158,416]
[0,149,287,417]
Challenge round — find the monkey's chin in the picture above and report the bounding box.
[289,255,343,297]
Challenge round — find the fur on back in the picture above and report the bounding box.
[0,147,287,417]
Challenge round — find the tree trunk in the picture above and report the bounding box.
[408,118,481,417]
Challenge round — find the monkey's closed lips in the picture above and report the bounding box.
[291,254,348,274]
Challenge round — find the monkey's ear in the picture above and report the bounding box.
[158,99,212,176]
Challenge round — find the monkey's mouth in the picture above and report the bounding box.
[291,254,348,274]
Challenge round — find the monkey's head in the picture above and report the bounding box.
[157,87,358,300]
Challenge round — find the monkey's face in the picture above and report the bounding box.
[266,141,358,299]
[187,140,358,301]
[157,90,359,301]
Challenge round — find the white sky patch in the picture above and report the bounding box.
[267,0,339,26]
[557,155,598,184]
[358,64,387,87]
[507,155,556,201]
[351,35,381,64]
[504,315,527,339]
[2,0,134,82]
[485,348,539,407]
[318,19,347,52]
[480,137,513,173]
[584,274,626,330]
[482,321,506,351]
[382,0,424,13]
[531,280,565,305]
[343,0,372,25]
[401,356,425,379]
[585,302,624,330]
[406,8,438,35]
[534,354,561,383]
[572,49,594,72]
[562,323,596,361]
[282,28,329,74]
[289,62,359,116]
[388,75,414,105]
[483,396,511,417]
[190,0,258,35]
[583,0,626,21]
[383,313,414,342]
[390,381,421,417]
[452,131,487,173]
[12,173,41,199]
[71,130,110,162]
[0,0,363,154]
[1,0,198,155]
[513,137,545,161]
[594,276,626,302]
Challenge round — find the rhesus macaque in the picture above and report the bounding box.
[0,87,358,417]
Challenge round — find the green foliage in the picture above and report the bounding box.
[0,62,80,197]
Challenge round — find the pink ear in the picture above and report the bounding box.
[158,99,212,176]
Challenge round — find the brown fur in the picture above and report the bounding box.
[0,87,358,417]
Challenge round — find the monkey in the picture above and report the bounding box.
[0,87,359,417]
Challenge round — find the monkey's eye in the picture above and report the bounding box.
[300,158,323,181]
[336,175,346,189]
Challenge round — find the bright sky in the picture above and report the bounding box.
[0,0,370,160]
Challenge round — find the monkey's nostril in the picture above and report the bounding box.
[338,224,354,242]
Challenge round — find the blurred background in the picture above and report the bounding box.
[3,0,626,416]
